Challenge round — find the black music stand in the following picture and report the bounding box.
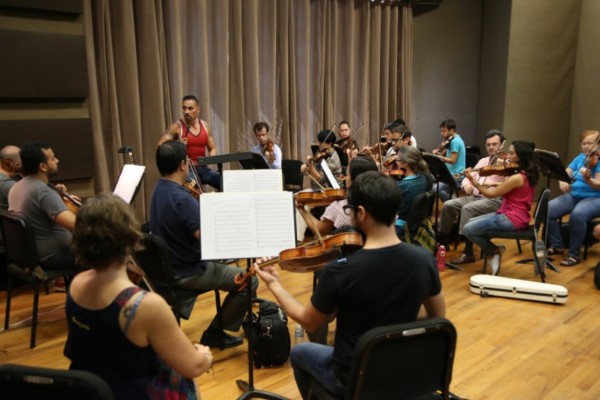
[513,149,570,273]
[236,259,286,400]
[240,153,270,170]
[422,153,461,271]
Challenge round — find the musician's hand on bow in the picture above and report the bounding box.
[55,183,68,193]
[462,184,474,196]
[432,148,440,155]
[463,168,475,183]
[254,257,280,285]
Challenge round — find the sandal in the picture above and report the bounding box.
[560,256,580,267]
[547,247,564,256]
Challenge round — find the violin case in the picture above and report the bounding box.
[469,274,568,304]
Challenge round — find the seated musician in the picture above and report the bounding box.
[8,141,81,287]
[255,171,446,399]
[301,129,343,189]
[547,129,600,266]
[0,145,21,211]
[462,141,539,275]
[65,194,213,400]
[431,118,466,202]
[149,141,258,348]
[437,130,506,264]
[158,95,221,191]
[335,120,358,170]
[251,121,282,169]
[298,154,377,237]
[391,146,434,249]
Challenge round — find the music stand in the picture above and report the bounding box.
[422,153,461,271]
[240,153,270,170]
[513,149,570,273]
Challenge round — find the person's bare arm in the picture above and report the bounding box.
[206,124,217,156]
[158,123,180,146]
[419,291,446,319]
[55,210,77,231]
[138,293,213,378]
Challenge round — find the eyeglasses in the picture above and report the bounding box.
[343,204,357,215]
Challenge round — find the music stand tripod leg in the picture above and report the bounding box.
[236,258,288,400]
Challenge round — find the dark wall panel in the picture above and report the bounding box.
[0,119,93,180]
[0,0,82,15]
[0,29,88,99]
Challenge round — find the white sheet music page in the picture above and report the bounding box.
[113,164,146,203]
[200,191,295,259]
[320,160,340,189]
[222,169,283,192]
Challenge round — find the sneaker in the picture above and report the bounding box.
[53,277,66,292]
[200,327,244,349]
[488,246,505,276]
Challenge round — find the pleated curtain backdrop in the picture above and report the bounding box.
[84,0,412,218]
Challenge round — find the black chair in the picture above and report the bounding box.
[482,188,551,282]
[0,363,114,400]
[465,152,479,169]
[282,159,304,192]
[308,318,458,400]
[133,234,224,343]
[0,210,72,349]
[465,145,481,158]
[559,219,600,261]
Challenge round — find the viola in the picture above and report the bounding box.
[234,232,364,285]
[475,162,520,177]
[48,182,82,214]
[183,178,201,200]
[295,188,347,206]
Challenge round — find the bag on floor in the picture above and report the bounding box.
[243,300,291,368]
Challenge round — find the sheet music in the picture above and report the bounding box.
[200,191,296,259]
[320,160,340,189]
[113,164,145,204]
[222,170,283,192]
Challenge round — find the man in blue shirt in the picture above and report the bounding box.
[149,141,258,348]
[432,118,466,201]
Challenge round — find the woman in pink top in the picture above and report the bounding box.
[462,141,540,275]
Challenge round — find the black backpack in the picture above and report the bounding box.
[243,300,291,368]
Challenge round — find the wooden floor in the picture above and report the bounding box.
[1,239,600,399]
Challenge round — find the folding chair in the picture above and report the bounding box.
[308,318,459,400]
[0,363,114,400]
[0,210,72,348]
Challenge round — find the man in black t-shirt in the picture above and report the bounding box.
[255,172,446,399]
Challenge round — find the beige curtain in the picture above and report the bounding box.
[84,0,412,218]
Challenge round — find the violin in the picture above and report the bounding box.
[183,178,201,199]
[475,162,520,177]
[583,147,600,179]
[436,135,454,154]
[48,182,82,214]
[234,232,364,285]
[295,188,347,206]
[309,147,334,165]
[384,168,406,179]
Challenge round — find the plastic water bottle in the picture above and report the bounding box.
[436,245,446,271]
[535,240,547,273]
[294,324,305,345]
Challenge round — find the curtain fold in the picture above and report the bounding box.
[85,0,412,218]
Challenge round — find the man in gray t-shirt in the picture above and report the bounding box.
[8,141,79,273]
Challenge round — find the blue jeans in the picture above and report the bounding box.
[547,194,600,258]
[437,175,461,202]
[290,342,345,400]
[462,212,516,255]
[188,165,221,191]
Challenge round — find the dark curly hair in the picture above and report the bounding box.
[73,194,143,269]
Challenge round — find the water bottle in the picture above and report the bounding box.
[294,324,305,345]
[436,245,446,271]
[535,240,547,273]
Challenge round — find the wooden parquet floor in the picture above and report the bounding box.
[1,239,600,399]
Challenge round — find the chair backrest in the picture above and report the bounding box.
[0,363,115,400]
[465,152,479,169]
[281,159,304,191]
[533,188,551,233]
[133,234,180,307]
[346,318,457,400]
[405,192,432,235]
[465,145,481,158]
[0,210,38,269]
